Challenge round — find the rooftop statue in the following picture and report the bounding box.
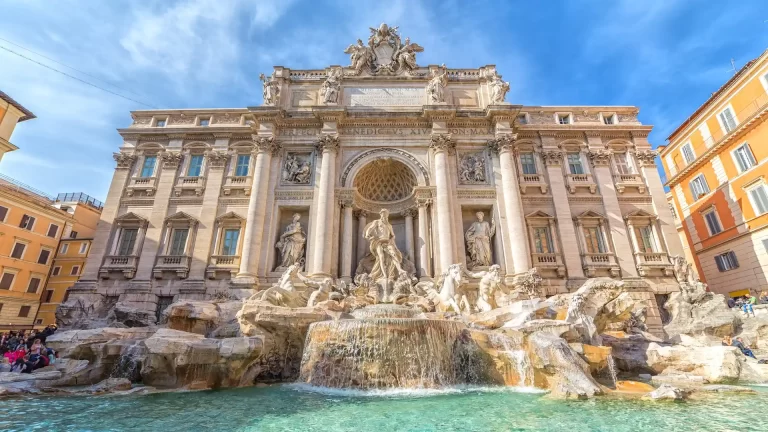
[345,23,424,75]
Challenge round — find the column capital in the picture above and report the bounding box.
[160,151,183,169]
[315,134,340,153]
[353,209,368,219]
[401,207,417,218]
[113,152,137,169]
[429,134,455,154]
[339,198,354,208]
[587,149,613,167]
[204,150,229,168]
[541,150,564,166]
[635,150,658,168]
[252,136,281,155]
[487,133,518,154]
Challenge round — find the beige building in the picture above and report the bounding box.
[0,90,35,162]
[68,24,682,334]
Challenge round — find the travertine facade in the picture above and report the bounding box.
[69,24,682,333]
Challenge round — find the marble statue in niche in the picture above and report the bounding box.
[275,214,307,271]
[320,68,342,104]
[465,211,496,269]
[458,152,487,184]
[426,64,448,104]
[282,153,311,184]
[364,209,407,282]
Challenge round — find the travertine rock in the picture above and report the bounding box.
[527,332,603,399]
[469,299,553,329]
[645,344,742,383]
[164,300,242,337]
[644,384,689,401]
[107,304,157,327]
[663,292,740,343]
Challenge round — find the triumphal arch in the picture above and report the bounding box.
[68,24,683,333]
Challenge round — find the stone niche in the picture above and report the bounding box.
[271,207,311,274]
[461,206,498,269]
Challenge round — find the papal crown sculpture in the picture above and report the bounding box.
[62,23,684,337]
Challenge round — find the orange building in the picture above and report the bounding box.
[0,90,35,163]
[36,193,103,326]
[662,48,768,297]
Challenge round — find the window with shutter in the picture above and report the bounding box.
[0,206,8,221]
[733,143,756,172]
[11,243,26,259]
[52,267,61,276]
[681,143,695,164]
[567,153,584,174]
[520,153,537,174]
[748,184,768,215]
[27,278,40,294]
[0,273,15,290]
[613,153,633,174]
[18,306,30,318]
[169,229,189,255]
[47,224,59,238]
[719,108,737,132]
[703,209,723,235]
[19,214,36,230]
[533,227,554,253]
[37,249,50,265]
[70,266,80,276]
[635,226,656,253]
[583,226,607,253]
[715,251,739,271]
[118,229,139,256]
[44,290,54,303]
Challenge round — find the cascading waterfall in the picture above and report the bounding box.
[110,341,143,382]
[606,354,619,388]
[487,333,534,387]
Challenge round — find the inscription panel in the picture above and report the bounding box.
[344,87,425,107]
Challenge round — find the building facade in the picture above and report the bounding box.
[0,176,73,329]
[662,49,768,297]
[0,90,35,163]
[69,25,683,334]
[36,193,103,325]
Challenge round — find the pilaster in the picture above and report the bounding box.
[188,149,228,280]
[637,150,685,258]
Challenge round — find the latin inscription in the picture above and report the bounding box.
[340,127,493,136]
[345,87,424,107]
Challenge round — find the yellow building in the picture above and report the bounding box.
[0,90,35,163]
[37,193,103,326]
[0,176,73,329]
[661,48,768,296]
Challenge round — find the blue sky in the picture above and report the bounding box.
[0,0,766,199]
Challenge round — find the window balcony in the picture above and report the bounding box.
[634,252,673,277]
[566,173,597,194]
[99,255,139,279]
[126,176,158,197]
[581,253,620,278]
[518,174,548,194]
[153,255,192,279]
[613,173,646,194]
[173,176,206,197]
[206,255,241,279]
[222,175,253,196]
[531,253,565,277]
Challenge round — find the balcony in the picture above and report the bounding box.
[206,255,241,279]
[613,173,646,194]
[222,175,252,196]
[635,252,673,277]
[173,176,206,197]
[153,255,192,279]
[126,176,158,197]
[581,253,620,278]
[531,253,565,278]
[99,255,139,279]
[565,173,597,194]
[518,173,548,194]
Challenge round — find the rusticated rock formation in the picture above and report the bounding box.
[164,300,242,337]
[663,291,740,343]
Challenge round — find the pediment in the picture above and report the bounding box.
[216,211,245,221]
[526,210,554,219]
[114,212,148,227]
[575,210,605,220]
[624,209,656,220]
[165,211,198,224]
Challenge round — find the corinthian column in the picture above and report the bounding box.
[356,210,368,265]
[311,134,340,277]
[430,134,456,271]
[236,136,280,283]
[402,208,415,263]
[340,200,354,282]
[416,200,431,279]
[490,134,530,274]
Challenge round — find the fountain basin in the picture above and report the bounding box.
[350,304,423,319]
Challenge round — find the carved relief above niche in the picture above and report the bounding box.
[458,151,488,185]
[281,152,313,185]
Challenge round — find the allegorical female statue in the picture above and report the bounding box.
[465,211,496,269]
[275,213,307,271]
[364,209,406,281]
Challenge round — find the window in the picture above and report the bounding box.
[0,273,15,290]
[27,277,40,294]
[70,231,78,239]
[44,290,54,303]
[557,113,571,125]
[602,113,616,125]
[18,306,30,318]
[0,205,7,222]
[52,266,61,276]
[702,208,723,235]
[669,203,678,220]
[567,153,584,174]
[169,229,189,256]
[519,153,537,175]
[613,153,634,174]
[187,155,204,176]
[70,265,80,276]
[532,227,554,254]
[719,107,737,133]
[747,183,768,215]
[11,242,26,259]
[681,143,695,164]
[155,118,166,127]
[140,156,157,178]
[19,214,36,230]
[199,117,210,127]
[235,154,250,176]
[634,226,657,253]
[47,224,59,238]
[117,228,139,256]
[733,143,756,173]
[221,229,240,256]
[689,174,710,200]
[60,243,69,254]
[715,251,739,272]
[517,113,529,125]
[583,226,607,254]
[37,249,51,265]
[79,243,88,254]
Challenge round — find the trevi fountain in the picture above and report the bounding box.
[3,24,768,431]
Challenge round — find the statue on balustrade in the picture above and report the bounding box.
[465,211,496,269]
[275,214,306,271]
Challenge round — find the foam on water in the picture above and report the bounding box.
[286,383,547,397]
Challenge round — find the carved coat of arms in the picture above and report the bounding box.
[344,23,424,76]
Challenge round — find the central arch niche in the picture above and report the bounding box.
[354,158,417,203]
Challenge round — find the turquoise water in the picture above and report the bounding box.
[1,384,767,432]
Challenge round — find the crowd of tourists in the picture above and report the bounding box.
[727,292,768,317]
[0,325,58,374]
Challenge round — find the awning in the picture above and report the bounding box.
[729,289,750,298]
